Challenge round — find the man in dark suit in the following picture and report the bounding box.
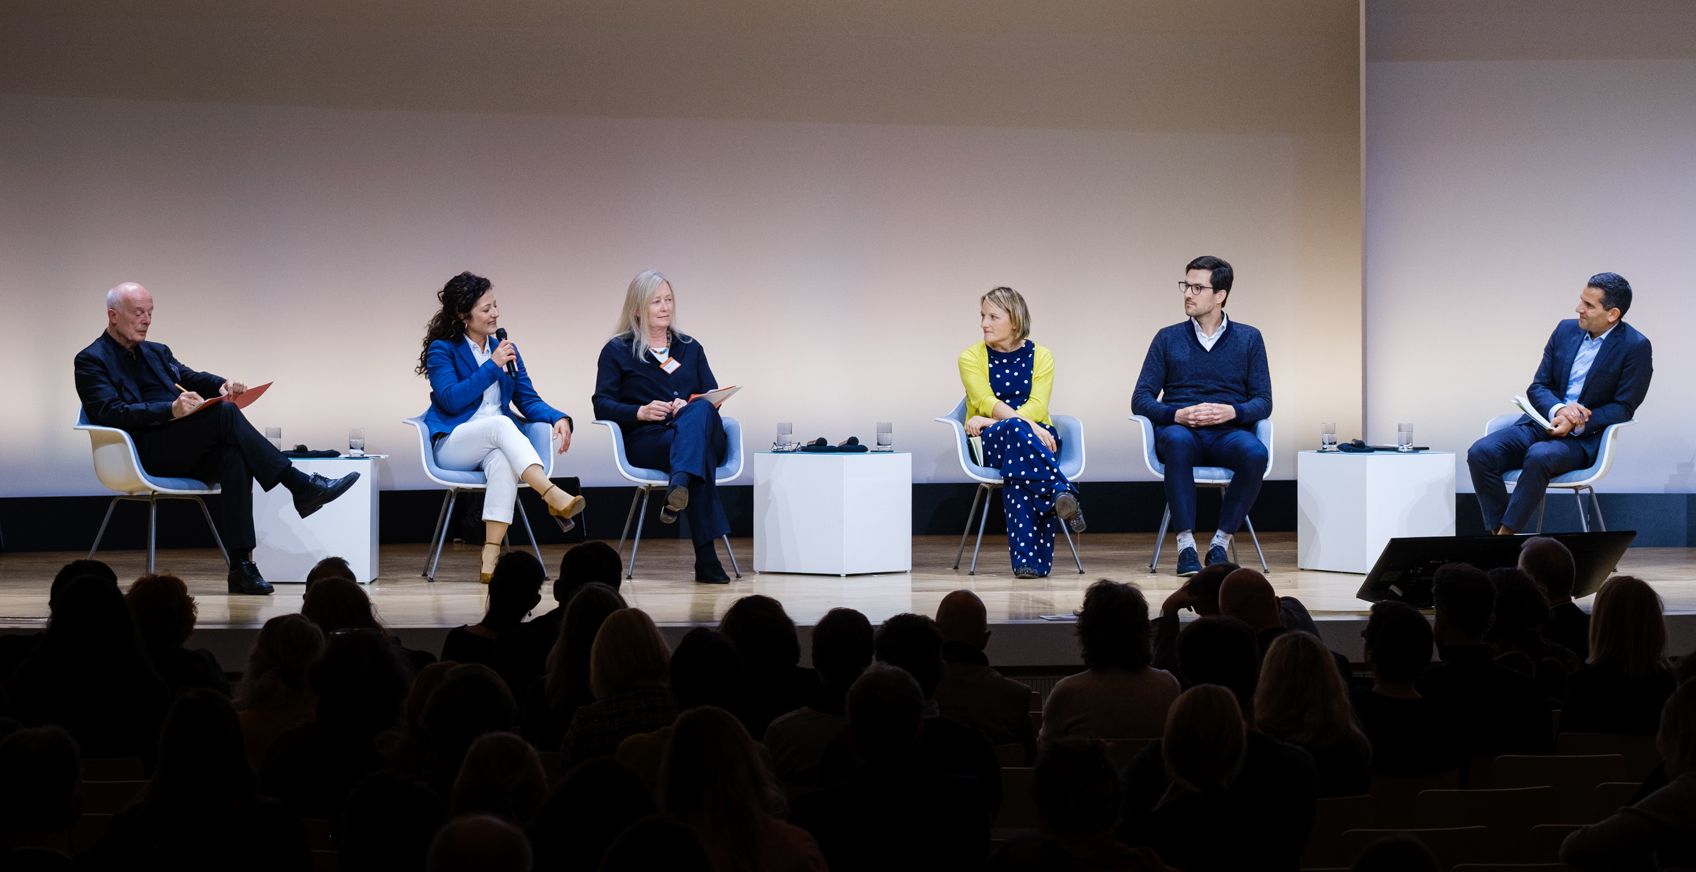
[74,283,358,594]
[933,590,1037,763]
[1468,273,1652,534]
[1518,536,1589,660]
[1418,563,1554,757]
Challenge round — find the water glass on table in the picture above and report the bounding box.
[875,422,893,451]
[774,422,795,452]
[348,428,366,457]
[1397,423,1415,452]
[1320,422,1337,452]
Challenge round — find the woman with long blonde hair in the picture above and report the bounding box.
[1563,575,1675,735]
[593,270,735,583]
[1255,631,1371,796]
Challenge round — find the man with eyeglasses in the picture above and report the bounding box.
[1133,256,1272,576]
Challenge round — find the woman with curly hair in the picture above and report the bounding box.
[418,271,584,582]
[1040,580,1179,742]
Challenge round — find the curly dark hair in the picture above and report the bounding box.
[1075,579,1153,671]
[416,272,493,375]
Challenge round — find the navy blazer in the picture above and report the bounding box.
[592,332,717,435]
[75,332,225,431]
[421,336,568,440]
[1522,319,1652,463]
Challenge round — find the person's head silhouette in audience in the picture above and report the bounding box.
[451,731,549,829]
[426,814,532,872]
[544,582,626,719]
[1032,738,1145,865]
[661,705,808,871]
[310,626,413,736]
[1518,537,1576,605]
[303,577,385,634]
[1350,834,1438,872]
[339,771,447,872]
[529,757,656,872]
[305,556,356,590]
[555,541,622,606]
[239,613,325,712]
[1362,601,1432,697]
[1075,579,1155,674]
[49,559,116,610]
[0,725,82,860]
[1256,631,1368,786]
[1430,563,1494,649]
[938,590,992,651]
[1162,684,1247,798]
[1589,575,1669,678]
[598,816,714,872]
[590,608,671,702]
[844,663,925,766]
[669,628,743,710]
[140,689,259,814]
[481,551,546,635]
[1484,567,1552,645]
[1218,568,1282,635]
[874,613,950,705]
[719,595,814,737]
[124,572,199,653]
[422,664,519,796]
[1160,561,1239,617]
[1174,616,1259,714]
[812,607,874,710]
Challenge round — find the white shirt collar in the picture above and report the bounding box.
[1192,311,1229,351]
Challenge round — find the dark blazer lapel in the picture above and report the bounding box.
[142,344,179,396]
[1579,323,1629,408]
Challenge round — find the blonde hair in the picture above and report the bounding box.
[1162,685,1245,794]
[613,269,689,360]
[451,731,551,828]
[981,286,1031,342]
[1255,632,1364,751]
[589,608,671,700]
[1589,576,1668,677]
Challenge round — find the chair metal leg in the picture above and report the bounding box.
[1590,488,1606,532]
[1242,515,1268,572]
[426,490,459,582]
[617,488,644,559]
[1535,496,1547,534]
[513,500,549,579]
[1574,488,1590,533]
[627,488,653,580]
[968,484,996,576]
[192,496,231,568]
[422,490,454,578]
[147,496,158,575]
[722,535,742,578]
[954,485,987,570]
[88,496,122,559]
[1150,505,1172,571]
[1059,522,1084,574]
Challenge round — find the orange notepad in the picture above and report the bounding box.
[689,385,740,406]
[184,381,272,416]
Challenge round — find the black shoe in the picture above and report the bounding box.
[292,471,360,519]
[1054,492,1086,533]
[1176,547,1201,577]
[660,474,690,525]
[227,561,274,595]
[1205,544,1230,567]
[1013,565,1045,579]
[694,561,731,584]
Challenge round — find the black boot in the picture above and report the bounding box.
[227,561,274,595]
[660,472,691,524]
[694,541,731,584]
[290,471,361,519]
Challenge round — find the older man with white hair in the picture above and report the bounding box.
[73,282,358,594]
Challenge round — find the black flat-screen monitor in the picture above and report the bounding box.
[1355,531,1636,607]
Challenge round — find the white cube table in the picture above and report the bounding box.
[1297,450,1455,574]
[754,451,911,576]
[254,456,383,583]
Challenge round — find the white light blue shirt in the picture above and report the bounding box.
[466,336,503,421]
[1192,312,1229,352]
[1552,323,1616,435]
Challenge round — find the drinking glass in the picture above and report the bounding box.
[266,427,283,451]
[775,422,794,451]
[876,422,893,451]
[1397,423,1415,452]
[1320,423,1337,452]
[348,428,366,457]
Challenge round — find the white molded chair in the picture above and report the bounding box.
[935,399,1086,576]
[1131,415,1273,572]
[1483,414,1633,533]
[405,416,551,582]
[593,416,743,580]
[75,410,230,574]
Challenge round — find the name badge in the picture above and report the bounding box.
[660,357,681,374]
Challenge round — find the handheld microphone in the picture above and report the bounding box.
[494,328,518,378]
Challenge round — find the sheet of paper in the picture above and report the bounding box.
[689,385,741,406]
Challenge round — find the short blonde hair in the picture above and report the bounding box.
[1162,684,1245,794]
[981,286,1031,342]
[1589,576,1668,677]
[589,608,670,700]
[1255,632,1362,750]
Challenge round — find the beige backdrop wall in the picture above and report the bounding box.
[1365,0,1696,497]
[0,1,1361,498]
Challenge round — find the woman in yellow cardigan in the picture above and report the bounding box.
[958,286,1085,578]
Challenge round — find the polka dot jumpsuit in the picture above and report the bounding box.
[980,341,1077,576]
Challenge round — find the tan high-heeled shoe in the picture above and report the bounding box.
[479,542,501,584]
[539,484,586,533]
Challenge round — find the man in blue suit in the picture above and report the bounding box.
[1467,273,1652,535]
[74,282,359,594]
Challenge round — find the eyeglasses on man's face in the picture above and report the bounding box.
[1179,282,1218,297]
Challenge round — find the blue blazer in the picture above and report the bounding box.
[421,336,568,440]
[1522,319,1652,463]
[75,332,225,431]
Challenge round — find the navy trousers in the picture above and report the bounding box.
[131,401,291,553]
[1154,425,1267,536]
[1467,421,1590,533]
[625,400,730,547]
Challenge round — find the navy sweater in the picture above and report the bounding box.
[592,332,718,435]
[1131,319,1273,430]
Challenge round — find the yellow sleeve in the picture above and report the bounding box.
[958,344,998,419]
[1021,344,1055,426]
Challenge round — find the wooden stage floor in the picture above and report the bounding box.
[3,533,1693,667]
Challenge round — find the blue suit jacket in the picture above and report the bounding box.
[75,332,225,431]
[421,336,568,440]
[1522,319,1652,464]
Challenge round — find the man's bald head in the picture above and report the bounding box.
[1217,568,1282,632]
[1518,536,1576,603]
[936,590,990,649]
[105,282,153,349]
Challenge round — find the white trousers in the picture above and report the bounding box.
[434,416,544,524]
